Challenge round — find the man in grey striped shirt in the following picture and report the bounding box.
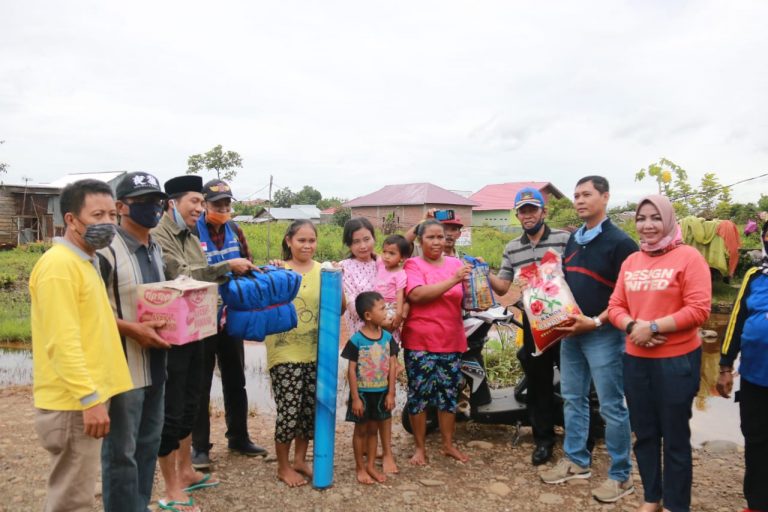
[488,187,570,466]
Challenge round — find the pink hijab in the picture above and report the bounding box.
[636,194,682,253]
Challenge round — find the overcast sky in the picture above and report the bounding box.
[2,0,767,206]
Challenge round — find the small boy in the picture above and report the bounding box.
[341,291,398,484]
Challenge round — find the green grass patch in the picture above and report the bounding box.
[0,247,40,343]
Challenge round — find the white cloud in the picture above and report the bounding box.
[1,0,767,206]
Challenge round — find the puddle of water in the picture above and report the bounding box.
[690,373,744,447]
[0,347,33,387]
[210,342,408,416]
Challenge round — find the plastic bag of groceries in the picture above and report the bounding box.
[461,255,498,311]
[515,249,581,355]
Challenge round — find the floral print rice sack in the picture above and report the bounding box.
[515,249,581,355]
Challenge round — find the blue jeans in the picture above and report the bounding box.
[102,384,165,512]
[560,325,632,481]
[624,350,701,512]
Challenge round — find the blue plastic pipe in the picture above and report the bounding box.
[312,267,342,489]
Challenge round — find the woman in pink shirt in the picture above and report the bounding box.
[402,219,471,466]
[608,195,711,512]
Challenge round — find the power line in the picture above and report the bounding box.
[669,171,768,201]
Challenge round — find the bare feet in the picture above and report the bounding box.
[277,466,307,487]
[356,468,375,484]
[409,449,428,466]
[293,460,313,479]
[637,503,661,512]
[366,465,386,483]
[442,445,469,463]
[382,454,399,474]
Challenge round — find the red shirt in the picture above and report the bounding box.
[401,256,467,353]
[608,245,711,358]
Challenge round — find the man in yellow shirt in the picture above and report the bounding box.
[30,179,133,512]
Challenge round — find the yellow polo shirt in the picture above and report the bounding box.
[30,240,132,410]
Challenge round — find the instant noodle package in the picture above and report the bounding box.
[515,249,581,355]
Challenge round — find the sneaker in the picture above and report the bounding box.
[591,477,635,503]
[540,458,591,484]
[191,449,211,470]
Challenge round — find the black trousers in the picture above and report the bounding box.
[517,315,560,447]
[739,377,768,511]
[160,341,204,456]
[192,331,250,452]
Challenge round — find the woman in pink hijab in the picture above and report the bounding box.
[607,195,712,512]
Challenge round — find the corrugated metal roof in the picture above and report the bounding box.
[344,183,478,207]
[258,208,312,220]
[470,182,564,211]
[291,205,321,218]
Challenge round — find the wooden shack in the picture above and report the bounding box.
[0,184,61,247]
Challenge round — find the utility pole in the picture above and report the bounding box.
[266,174,273,259]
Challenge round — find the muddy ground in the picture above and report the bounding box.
[0,386,747,512]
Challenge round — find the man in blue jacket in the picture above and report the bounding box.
[192,179,267,469]
[540,176,637,504]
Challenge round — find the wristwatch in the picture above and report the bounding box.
[591,316,602,328]
[650,321,660,334]
[625,321,637,334]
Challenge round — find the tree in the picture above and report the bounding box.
[635,158,697,216]
[0,140,8,177]
[187,144,243,181]
[317,197,345,210]
[294,185,322,205]
[547,197,580,229]
[232,202,264,217]
[272,187,296,208]
[332,207,352,227]
[758,194,768,212]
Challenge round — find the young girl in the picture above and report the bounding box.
[341,292,398,485]
[339,217,398,474]
[265,220,321,487]
[376,234,411,343]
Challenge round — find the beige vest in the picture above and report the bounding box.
[98,232,165,389]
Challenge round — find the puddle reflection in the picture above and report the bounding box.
[210,342,408,417]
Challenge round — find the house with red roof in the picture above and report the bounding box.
[343,183,478,230]
[469,182,566,228]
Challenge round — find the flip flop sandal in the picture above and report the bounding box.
[158,498,199,512]
[183,473,220,492]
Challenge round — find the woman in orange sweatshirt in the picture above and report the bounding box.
[608,194,711,512]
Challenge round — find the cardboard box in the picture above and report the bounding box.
[136,277,218,345]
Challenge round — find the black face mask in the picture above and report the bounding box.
[75,220,117,250]
[523,220,545,235]
[128,202,163,228]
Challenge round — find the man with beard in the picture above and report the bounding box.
[487,187,570,465]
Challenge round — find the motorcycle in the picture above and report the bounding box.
[401,305,604,445]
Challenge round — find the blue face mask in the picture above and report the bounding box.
[128,202,163,228]
[168,201,189,231]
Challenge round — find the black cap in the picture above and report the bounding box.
[202,179,235,202]
[116,172,167,200]
[164,175,203,196]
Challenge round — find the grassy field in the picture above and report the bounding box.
[0,221,752,347]
[0,244,45,343]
